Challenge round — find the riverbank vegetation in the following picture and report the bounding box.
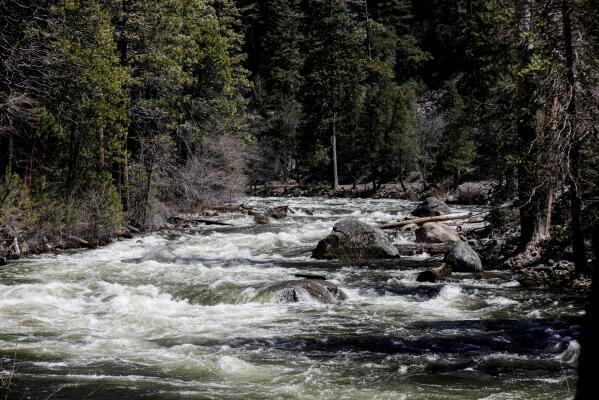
[1,0,599,274]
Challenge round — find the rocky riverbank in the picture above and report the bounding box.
[248,180,496,204]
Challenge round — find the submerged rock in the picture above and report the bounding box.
[415,222,461,244]
[312,218,399,260]
[444,241,483,272]
[254,213,269,224]
[269,280,347,304]
[267,206,289,219]
[411,197,450,217]
[417,265,452,283]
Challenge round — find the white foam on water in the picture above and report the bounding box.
[556,340,580,364]
[485,296,519,306]
[0,197,582,399]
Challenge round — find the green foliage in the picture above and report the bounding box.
[0,175,36,230]
[434,90,475,181]
[300,0,365,181]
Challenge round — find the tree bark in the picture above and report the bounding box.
[562,0,588,274]
[98,125,105,169]
[7,133,14,177]
[118,0,130,211]
[331,113,339,190]
[122,140,129,210]
[364,0,372,60]
[25,134,35,189]
[515,0,550,252]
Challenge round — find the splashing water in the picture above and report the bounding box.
[0,197,583,399]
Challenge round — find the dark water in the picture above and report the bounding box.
[0,197,583,399]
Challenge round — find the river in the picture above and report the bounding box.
[0,197,583,399]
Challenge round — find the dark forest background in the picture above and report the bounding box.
[1,0,598,267]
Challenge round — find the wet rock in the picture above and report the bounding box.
[416,265,452,283]
[5,237,21,260]
[267,206,289,219]
[312,218,399,260]
[516,261,580,289]
[271,280,347,304]
[415,222,461,244]
[254,213,269,224]
[411,197,450,217]
[444,241,483,272]
[0,255,6,266]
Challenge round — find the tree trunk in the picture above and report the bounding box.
[7,133,14,177]
[142,167,153,227]
[420,159,428,191]
[515,0,550,252]
[562,0,588,274]
[380,212,472,229]
[122,140,129,210]
[118,0,130,211]
[98,125,105,169]
[364,0,372,60]
[372,162,377,192]
[398,163,407,193]
[25,135,35,189]
[331,113,339,190]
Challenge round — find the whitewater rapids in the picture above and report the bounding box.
[0,197,583,399]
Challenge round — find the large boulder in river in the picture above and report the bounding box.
[312,218,399,260]
[412,197,450,217]
[268,280,347,304]
[444,241,483,272]
[415,222,461,244]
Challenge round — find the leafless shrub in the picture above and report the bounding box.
[456,182,493,204]
[431,180,451,201]
[71,183,123,242]
[166,134,247,209]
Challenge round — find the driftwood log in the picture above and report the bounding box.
[380,212,472,230]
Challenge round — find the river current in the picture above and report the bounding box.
[0,197,583,399]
